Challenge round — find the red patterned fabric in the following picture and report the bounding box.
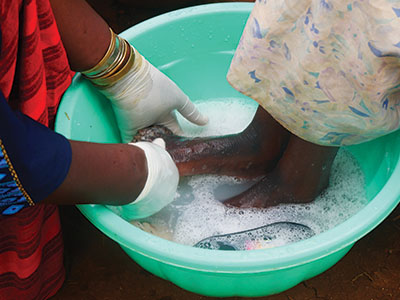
[0,0,74,299]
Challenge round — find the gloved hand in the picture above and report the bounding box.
[99,48,208,143]
[107,138,179,220]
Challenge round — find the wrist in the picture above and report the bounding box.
[81,28,136,87]
[111,140,179,220]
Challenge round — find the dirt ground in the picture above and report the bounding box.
[52,1,400,299]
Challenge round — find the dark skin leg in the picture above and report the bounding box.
[136,107,338,208]
[135,106,290,178]
[224,134,339,208]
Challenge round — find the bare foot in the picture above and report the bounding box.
[224,135,339,208]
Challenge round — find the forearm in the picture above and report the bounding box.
[49,0,111,71]
[1,91,147,208]
[43,140,147,205]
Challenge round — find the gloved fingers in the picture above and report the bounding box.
[178,98,209,126]
[158,113,184,136]
[123,139,179,220]
[152,138,166,149]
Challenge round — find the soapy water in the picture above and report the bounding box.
[131,98,368,249]
[176,97,259,137]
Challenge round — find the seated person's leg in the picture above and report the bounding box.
[136,106,290,178]
[224,134,339,208]
[136,106,338,208]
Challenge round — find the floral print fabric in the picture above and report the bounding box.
[228,0,400,146]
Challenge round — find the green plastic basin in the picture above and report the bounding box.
[55,3,400,297]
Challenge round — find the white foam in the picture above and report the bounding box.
[138,149,367,247]
[176,97,258,137]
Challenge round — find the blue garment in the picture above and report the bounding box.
[0,91,72,214]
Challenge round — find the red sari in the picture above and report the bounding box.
[0,0,74,298]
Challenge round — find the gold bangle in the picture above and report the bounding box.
[85,36,120,78]
[82,28,116,76]
[101,36,127,77]
[86,35,125,79]
[88,37,128,82]
[92,44,135,87]
[84,36,124,80]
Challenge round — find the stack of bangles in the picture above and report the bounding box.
[81,28,135,87]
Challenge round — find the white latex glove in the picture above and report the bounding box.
[107,138,179,220]
[100,48,209,143]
